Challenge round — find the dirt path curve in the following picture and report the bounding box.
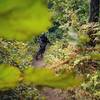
[32,58,70,100]
[32,57,94,100]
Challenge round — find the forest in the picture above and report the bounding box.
[0,0,100,100]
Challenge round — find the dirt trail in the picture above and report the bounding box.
[32,58,68,100]
[32,58,94,100]
[32,58,46,68]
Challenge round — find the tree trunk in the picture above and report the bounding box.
[89,0,99,22]
[87,0,100,47]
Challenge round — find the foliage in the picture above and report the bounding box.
[0,0,100,99]
[0,39,38,68]
[48,0,88,28]
[44,22,100,98]
[0,64,21,90]
[0,0,51,41]
[46,0,89,44]
[23,67,82,89]
[90,51,100,60]
[0,65,82,90]
[0,1,83,98]
[0,86,41,100]
[82,71,100,97]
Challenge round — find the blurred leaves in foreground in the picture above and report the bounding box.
[0,0,51,41]
[0,64,21,90]
[0,65,83,90]
[23,68,83,89]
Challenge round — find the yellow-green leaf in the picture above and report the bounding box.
[0,0,51,41]
[0,64,21,90]
[23,67,83,89]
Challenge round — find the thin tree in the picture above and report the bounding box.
[89,0,99,22]
[87,0,100,47]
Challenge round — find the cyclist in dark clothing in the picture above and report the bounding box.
[36,33,50,60]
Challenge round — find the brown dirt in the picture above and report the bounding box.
[40,87,97,100]
[32,58,46,68]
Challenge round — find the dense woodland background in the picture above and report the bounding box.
[0,0,100,100]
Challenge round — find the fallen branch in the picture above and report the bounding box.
[50,60,70,69]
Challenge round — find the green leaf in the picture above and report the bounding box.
[0,0,51,41]
[0,64,21,90]
[79,33,90,45]
[90,52,100,60]
[23,67,83,89]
